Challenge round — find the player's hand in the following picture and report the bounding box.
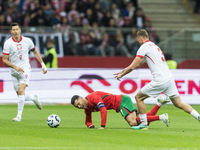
[88,125,95,128]
[42,68,47,74]
[41,62,47,74]
[15,66,24,74]
[114,72,123,81]
[98,127,105,129]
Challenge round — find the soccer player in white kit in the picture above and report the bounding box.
[2,22,47,122]
[114,29,200,130]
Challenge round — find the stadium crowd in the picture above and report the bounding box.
[0,0,160,56]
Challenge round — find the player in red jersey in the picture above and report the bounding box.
[71,91,170,129]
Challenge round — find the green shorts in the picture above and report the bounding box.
[119,95,138,119]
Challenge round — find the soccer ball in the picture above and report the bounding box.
[47,114,61,128]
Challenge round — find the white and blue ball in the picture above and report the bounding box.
[47,114,61,128]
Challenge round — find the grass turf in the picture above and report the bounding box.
[0,104,199,150]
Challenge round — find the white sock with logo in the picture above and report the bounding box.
[17,95,25,118]
[140,114,148,126]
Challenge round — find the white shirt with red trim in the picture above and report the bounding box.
[3,36,35,74]
[136,40,173,82]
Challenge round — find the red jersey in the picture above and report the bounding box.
[84,91,122,128]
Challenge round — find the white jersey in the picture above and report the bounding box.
[3,36,35,74]
[136,40,173,82]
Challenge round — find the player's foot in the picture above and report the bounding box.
[33,95,42,110]
[13,116,21,122]
[198,115,200,122]
[161,113,170,127]
[131,124,149,130]
[157,96,170,106]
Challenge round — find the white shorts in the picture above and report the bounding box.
[11,69,30,91]
[141,78,179,98]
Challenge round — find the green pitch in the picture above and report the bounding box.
[0,104,199,150]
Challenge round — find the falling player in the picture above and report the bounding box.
[71,91,170,129]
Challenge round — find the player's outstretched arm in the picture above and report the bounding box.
[33,50,47,74]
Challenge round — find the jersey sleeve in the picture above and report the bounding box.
[92,95,107,127]
[136,44,148,58]
[28,38,35,52]
[84,109,93,127]
[3,40,10,55]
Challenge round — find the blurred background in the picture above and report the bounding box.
[0,0,199,69]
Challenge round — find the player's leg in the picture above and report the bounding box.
[147,96,170,116]
[170,96,200,122]
[13,83,27,122]
[134,90,149,127]
[119,95,139,126]
[136,113,169,127]
[164,79,200,122]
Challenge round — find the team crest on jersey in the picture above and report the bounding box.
[16,44,22,50]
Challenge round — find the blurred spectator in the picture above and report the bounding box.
[84,8,98,26]
[101,11,112,27]
[44,38,58,68]
[68,2,80,23]
[91,23,115,56]
[0,13,6,33]
[30,8,48,26]
[126,27,139,56]
[4,7,13,25]
[122,16,133,27]
[164,53,177,69]
[111,3,120,22]
[93,2,104,24]
[122,2,135,18]
[79,27,100,56]
[132,7,146,28]
[109,18,117,28]
[109,29,132,57]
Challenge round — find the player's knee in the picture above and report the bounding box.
[135,95,142,102]
[17,89,25,95]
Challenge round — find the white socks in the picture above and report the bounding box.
[140,114,148,125]
[190,109,200,120]
[17,95,25,118]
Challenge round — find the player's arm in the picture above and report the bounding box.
[85,109,95,128]
[2,53,24,73]
[114,57,145,81]
[32,50,47,74]
[97,102,107,129]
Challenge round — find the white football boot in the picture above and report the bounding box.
[33,95,42,110]
[157,96,170,106]
[13,116,21,122]
[160,113,170,127]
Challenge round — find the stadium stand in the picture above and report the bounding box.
[0,0,200,68]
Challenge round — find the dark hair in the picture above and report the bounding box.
[71,95,80,105]
[10,22,20,29]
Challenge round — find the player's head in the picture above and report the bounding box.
[136,29,149,45]
[71,95,88,109]
[10,22,21,38]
